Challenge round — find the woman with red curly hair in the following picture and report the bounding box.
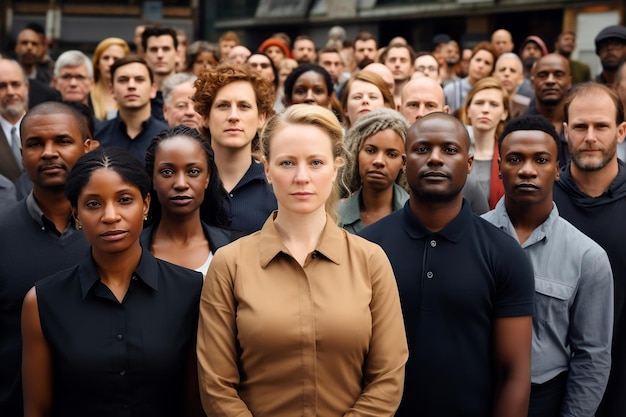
[193,64,277,235]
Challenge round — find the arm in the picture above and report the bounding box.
[184,335,207,417]
[493,315,532,417]
[21,287,52,417]
[197,249,253,417]
[561,249,613,417]
[344,245,408,417]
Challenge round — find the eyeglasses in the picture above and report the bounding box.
[59,74,90,82]
[416,65,438,73]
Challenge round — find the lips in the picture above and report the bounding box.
[515,183,539,190]
[100,230,128,241]
[367,170,387,179]
[422,171,448,178]
[39,164,65,173]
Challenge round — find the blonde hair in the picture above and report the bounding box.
[90,37,130,120]
[260,104,348,222]
[462,76,510,137]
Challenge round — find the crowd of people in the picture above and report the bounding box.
[1,19,626,417]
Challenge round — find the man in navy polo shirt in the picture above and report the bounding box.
[360,112,535,417]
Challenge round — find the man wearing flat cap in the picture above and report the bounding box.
[595,25,626,85]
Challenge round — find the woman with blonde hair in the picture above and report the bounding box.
[462,76,510,209]
[341,70,395,130]
[339,108,408,233]
[197,104,408,417]
[90,37,130,120]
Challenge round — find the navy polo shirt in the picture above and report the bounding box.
[360,200,534,417]
[95,114,168,165]
[221,160,277,235]
[35,248,202,417]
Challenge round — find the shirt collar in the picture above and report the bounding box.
[78,247,160,299]
[340,189,362,226]
[233,159,268,191]
[259,211,343,268]
[402,198,474,242]
[25,191,77,231]
[488,198,559,247]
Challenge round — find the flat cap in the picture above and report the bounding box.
[595,25,626,54]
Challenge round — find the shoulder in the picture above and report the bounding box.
[359,208,404,241]
[35,264,81,292]
[553,216,607,258]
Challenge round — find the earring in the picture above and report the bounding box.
[76,222,82,230]
[144,215,148,221]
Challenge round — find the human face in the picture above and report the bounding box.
[358,129,405,192]
[384,47,413,82]
[145,35,178,77]
[15,29,42,67]
[112,62,156,110]
[401,78,447,122]
[532,55,571,106]
[319,52,344,84]
[227,46,251,66]
[74,168,149,256]
[466,88,507,134]
[598,38,626,71]
[289,71,330,107]
[163,83,202,129]
[354,39,377,66]
[21,113,87,191]
[265,45,285,66]
[499,130,559,207]
[491,30,514,55]
[414,55,440,81]
[264,123,338,217]
[0,60,29,122]
[293,39,317,64]
[445,42,460,66]
[405,115,472,202]
[152,136,209,218]
[53,64,93,104]
[494,57,524,94]
[98,44,126,82]
[521,42,543,70]
[278,66,294,87]
[247,54,275,84]
[192,51,218,76]
[565,92,626,172]
[207,80,265,151]
[345,80,385,125]
[219,40,237,61]
[468,50,494,83]
[555,33,576,56]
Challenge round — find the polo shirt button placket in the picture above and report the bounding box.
[426,271,434,279]
[430,240,437,247]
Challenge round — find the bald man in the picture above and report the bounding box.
[491,29,515,55]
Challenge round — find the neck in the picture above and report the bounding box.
[92,241,142,301]
[119,106,151,136]
[273,206,327,252]
[2,110,25,125]
[602,69,616,85]
[32,186,72,232]
[535,101,565,132]
[504,197,551,244]
[361,184,394,212]
[155,73,172,91]
[155,210,204,242]
[570,159,618,197]
[409,194,463,232]
[213,144,252,192]
[394,79,408,96]
[472,129,496,159]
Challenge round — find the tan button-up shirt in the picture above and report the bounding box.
[197,213,408,417]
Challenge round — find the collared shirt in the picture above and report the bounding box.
[221,160,277,235]
[35,248,203,417]
[443,76,471,114]
[95,114,168,165]
[360,200,535,417]
[197,213,408,417]
[483,199,613,417]
[25,192,80,238]
[0,115,23,149]
[338,183,408,234]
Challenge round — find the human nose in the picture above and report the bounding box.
[173,172,189,190]
[518,159,537,178]
[41,141,58,159]
[294,164,310,182]
[227,104,240,121]
[372,151,385,167]
[427,147,443,165]
[101,201,121,223]
[304,89,315,103]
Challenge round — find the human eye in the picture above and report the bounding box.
[85,200,101,209]
[279,160,294,167]
[363,146,376,154]
[427,102,437,109]
[351,94,362,100]
[57,137,74,145]
[25,140,43,148]
[116,76,129,84]
[160,168,174,177]
[294,88,306,96]
[216,102,229,109]
[507,156,521,163]
[238,102,252,110]
[387,150,400,158]
[175,102,187,111]
[188,168,201,176]
[311,159,324,167]
[413,144,428,153]
[314,88,326,95]
[536,157,548,164]
[443,146,459,154]
[119,195,134,204]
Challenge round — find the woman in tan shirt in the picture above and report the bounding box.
[197,104,408,417]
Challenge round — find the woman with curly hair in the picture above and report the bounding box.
[90,37,129,120]
[193,64,277,235]
[339,108,409,233]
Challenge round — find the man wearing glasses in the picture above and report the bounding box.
[51,50,94,106]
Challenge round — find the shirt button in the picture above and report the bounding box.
[426,271,434,279]
[131,275,137,281]
[229,193,234,198]
[117,334,123,341]
[120,369,126,376]
[430,240,437,247]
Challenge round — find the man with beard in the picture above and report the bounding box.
[484,115,613,417]
[594,25,626,85]
[525,53,572,167]
[360,113,534,417]
[554,83,626,417]
[353,32,377,71]
[0,59,28,183]
[292,36,317,64]
[0,102,93,417]
[441,40,460,86]
[520,36,548,78]
[14,27,50,85]
[555,31,591,85]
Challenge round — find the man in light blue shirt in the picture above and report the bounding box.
[483,115,613,417]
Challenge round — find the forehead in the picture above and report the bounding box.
[115,62,150,78]
[147,35,175,47]
[409,116,468,147]
[535,56,568,72]
[472,50,493,61]
[387,47,410,59]
[405,80,444,102]
[215,80,256,99]
[59,64,89,74]
[568,91,616,118]
[295,71,325,84]
[171,82,194,98]
[493,32,512,42]
[0,61,25,80]
[102,44,126,56]
[355,39,376,49]
[350,79,380,93]
[416,55,438,66]
[248,54,271,64]
[23,113,82,136]
[18,29,40,43]
[295,39,314,48]
[502,129,557,152]
[320,52,341,61]
[496,57,521,71]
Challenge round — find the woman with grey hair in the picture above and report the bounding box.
[339,107,409,233]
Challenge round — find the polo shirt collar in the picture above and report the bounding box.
[233,159,267,191]
[402,198,473,243]
[259,211,343,267]
[78,247,160,299]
